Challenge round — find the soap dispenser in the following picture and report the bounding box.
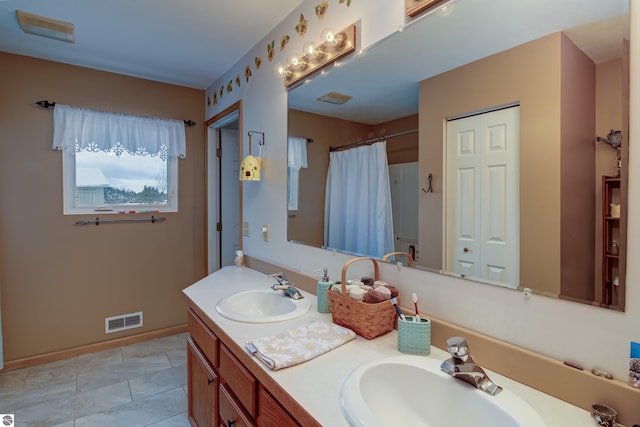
[317,268,334,313]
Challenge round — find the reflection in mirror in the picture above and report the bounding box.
[382,252,415,267]
[287,0,629,310]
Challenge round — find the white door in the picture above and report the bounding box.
[389,162,419,256]
[220,128,240,267]
[445,106,520,288]
[207,110,240,274]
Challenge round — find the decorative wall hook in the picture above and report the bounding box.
[248,131,265,147]
[422,173,433,193]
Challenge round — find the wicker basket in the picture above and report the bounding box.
[327,257,397,340]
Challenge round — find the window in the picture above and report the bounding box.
[53,104,185,214]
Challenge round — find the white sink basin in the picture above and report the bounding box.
[340,355,547,427]
[215,289,311,323]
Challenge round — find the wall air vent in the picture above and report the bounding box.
[105,312,143,333]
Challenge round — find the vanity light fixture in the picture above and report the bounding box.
[405,0,455,18]
[240,131,264,181]
[277,23,356,89]
[16,10,75,43]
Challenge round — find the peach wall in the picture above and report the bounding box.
[0,53,205,361]
[559,34,596,302]
[372,115,419,165]
[419,33,562,293]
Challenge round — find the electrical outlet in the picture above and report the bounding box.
[262,224,269,242]
[243,222,250,237]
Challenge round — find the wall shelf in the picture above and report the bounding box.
[601,176,621,306]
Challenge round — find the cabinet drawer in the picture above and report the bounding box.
[188,308,219,368]
[220,344,257,418]
[259,386,300,427]
[219,384,255,427]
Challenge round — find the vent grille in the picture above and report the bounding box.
[105,312,143,333]
[316,91,352,105]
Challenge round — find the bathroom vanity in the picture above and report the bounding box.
[183,266,596,426]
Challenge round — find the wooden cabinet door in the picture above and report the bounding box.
[188,338,218,427]
[259,386,299,427]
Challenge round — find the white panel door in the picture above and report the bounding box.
[446,106,520,288]
[389,162,419,254]
[446,125,481,278]
[220,128,240,268]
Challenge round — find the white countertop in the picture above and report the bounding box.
[183,266,595,427]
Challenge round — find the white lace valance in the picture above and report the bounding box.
[288,136,308,170]
[53,104,186,159]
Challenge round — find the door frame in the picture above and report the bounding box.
[204,101,243,274]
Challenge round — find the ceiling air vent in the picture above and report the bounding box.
[316,91,352,105]
[105,311,143,334]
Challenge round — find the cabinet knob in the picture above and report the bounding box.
[207,378,214,386]
[463,247,470,253]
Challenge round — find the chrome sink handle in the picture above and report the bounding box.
[271,283,304,300]
[269,272,304,300]
[447,336,471,363]
[269,272,288,285]
[441,336,503,396]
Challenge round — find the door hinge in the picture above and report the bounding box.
[216,148,222,158]
[216,222,222,232]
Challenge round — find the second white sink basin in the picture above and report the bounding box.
[216,289,311,323]
[340,355,547,427]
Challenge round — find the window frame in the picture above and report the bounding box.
[62,148,178,215]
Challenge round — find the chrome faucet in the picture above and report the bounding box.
[269,272,304,300]
[440,336,503,396]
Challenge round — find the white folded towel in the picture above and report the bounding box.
[246,321,356,370]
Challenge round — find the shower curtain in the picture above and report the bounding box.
[324,141,394,258]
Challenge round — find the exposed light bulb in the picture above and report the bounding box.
[321,28,335,43]
[274,62,289,77]
[287,55,301,67]
[303,41,316,57]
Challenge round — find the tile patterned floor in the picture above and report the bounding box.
[0,333,190,427]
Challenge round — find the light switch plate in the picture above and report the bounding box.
[243,222,250,237]
[262,224,269,242]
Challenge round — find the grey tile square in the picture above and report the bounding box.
[14,381,132,427]
[76,354,172,393]
[1,333,187,427]
[0,368,29,393]
[167,349,186,367]
[74,386,187,427]
[129,365,187,401]
[147,411,191,427]
[122,334,187,360]
[0,378,77,413]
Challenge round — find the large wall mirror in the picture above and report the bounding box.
[287,0,630,311]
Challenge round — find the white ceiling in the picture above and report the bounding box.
[0,0,304,89]
[288,0,630,125]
